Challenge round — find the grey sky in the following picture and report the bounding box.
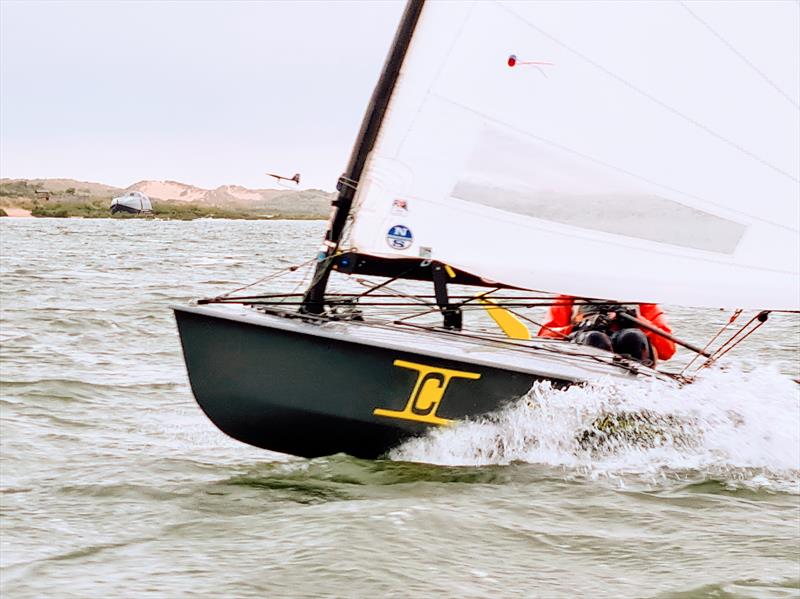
[0,0,404,191]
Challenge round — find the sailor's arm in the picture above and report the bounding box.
[537,295,574,338]
[638,304,676,360]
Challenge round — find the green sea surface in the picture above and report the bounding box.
[1,218,798,598]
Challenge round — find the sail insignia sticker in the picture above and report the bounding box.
[386,225,413,250]
[373,360,482,426]
[391,198,409,215]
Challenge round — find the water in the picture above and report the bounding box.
[1,218,798,598]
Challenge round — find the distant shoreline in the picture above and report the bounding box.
[0,177,334,220]
[0,210,327,221]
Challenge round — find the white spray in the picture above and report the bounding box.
[390,364,800,491]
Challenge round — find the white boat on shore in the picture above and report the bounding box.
[110,191,152,215]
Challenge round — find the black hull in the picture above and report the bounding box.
[174,306,567,458]
[110,205,152,215]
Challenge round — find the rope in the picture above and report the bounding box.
[697,311,770,370]
[353,273,425,301]
[207,278,780,378]
[704,311,764,360]
[460,294,570,339]
[209,257,316,301]
[288,259,316,299]
[390,319,650,378]
[303,252,344,297]
[679,308,742,376]
[511,309,569,339]
[237,290,678,379]
[393,305,444,323]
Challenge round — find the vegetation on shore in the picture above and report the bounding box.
[0,179,330,220]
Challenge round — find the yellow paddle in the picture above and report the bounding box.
[478,298,531,340]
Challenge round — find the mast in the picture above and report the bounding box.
[301,0,425,314]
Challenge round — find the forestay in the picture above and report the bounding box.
[345,1,800,310]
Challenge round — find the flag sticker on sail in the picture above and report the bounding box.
[386,225,413,250]
[391,198,409,215]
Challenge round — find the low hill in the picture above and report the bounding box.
[128,180,206,202]
[0,178,334,219]
[15,178,123,196]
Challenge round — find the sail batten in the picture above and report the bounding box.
[342,0,800,310]
[430,93,798,234]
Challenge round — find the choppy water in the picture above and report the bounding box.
[1,218,799,598]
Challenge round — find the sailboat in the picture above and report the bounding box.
[174,1,799,459]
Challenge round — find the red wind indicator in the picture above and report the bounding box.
[507,54,554,69]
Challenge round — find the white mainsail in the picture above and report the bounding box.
[345,1,800,310]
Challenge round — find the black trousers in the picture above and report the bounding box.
[572,329,654,365]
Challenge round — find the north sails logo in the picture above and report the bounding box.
[386,225,413,250]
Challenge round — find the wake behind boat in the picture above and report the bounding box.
[174,1,799,459]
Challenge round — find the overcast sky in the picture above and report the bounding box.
[0,0,405,191]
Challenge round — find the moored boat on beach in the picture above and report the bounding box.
[110,191,152,215]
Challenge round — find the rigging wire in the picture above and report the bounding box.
[201,282,781,382]
[303,252,344,297]
[205,257,317,302]
[453,291,569,339]
[202,284,699,381]
[265,281,662,377]
[704,311,766,359]
[696,310,771,372]
[496,305,568,339]
[679,308,742,377]
[390,319,656,378]
[354,275,428,302]
[288,259,316,301]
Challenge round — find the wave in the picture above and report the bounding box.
[390,364,800,492]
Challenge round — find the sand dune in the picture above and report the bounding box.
[3,207,32,217]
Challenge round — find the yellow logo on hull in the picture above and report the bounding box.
[373,360,481,426]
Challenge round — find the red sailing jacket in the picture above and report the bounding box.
[537,295,676,361]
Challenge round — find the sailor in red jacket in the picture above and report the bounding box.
[537,295,676,364]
